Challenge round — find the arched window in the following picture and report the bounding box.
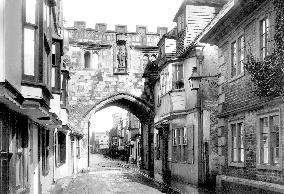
[84,51,91,68]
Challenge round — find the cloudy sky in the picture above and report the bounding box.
[63,0,183,32]
[63,0,183,132]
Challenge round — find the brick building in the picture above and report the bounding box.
[201,0,284,192]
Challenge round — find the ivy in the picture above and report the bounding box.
[243,0,284,98]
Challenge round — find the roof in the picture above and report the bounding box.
[173,0,229,22]
[200,0,268,45]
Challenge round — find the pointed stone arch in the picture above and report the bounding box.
[80,92,155,173]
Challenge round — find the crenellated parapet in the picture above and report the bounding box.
[66,21,168,48]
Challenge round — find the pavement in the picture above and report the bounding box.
[48,154,211,194]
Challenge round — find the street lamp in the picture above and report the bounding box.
[188,67,219,91]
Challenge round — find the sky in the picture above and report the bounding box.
[62,0,183,32]
[89,106,127,133]
[63,0,183,133]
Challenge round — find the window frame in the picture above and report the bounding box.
[22,0,39,81]
[55,131,66,166]
[256,110,282,171]
[260,17,270,61]
[172,63,184,90]
[228,120,245,167]
[51,39,62,93]
[230,33,245,79]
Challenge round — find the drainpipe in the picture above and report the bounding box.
[197,55,204,187]
[88,121,90,167]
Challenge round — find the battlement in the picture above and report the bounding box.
[71,21,168,36]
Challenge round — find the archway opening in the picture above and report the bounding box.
[82,93,154,173]
[89,106,142,166]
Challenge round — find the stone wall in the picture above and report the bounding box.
[66,22,164,129]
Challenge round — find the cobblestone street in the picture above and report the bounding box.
[48,154,212,194]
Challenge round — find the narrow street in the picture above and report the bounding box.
[49,154,210,194]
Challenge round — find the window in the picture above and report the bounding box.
[76,138,80,158]
[260,18,269,61]
[160,68,170,95]
[229,121,244,165]
[257,113,281,168]
[42,128,49,175]
[156,133,161,160]
[55,131,66,165]
[231,41,237,77]
[172,127,192,163]
[238,36,245,75]
[231,35,245,78]
[172,63,184,90]
[15,116,29,192]
[60,71,69,108]
[51,41,62,92]
[23,0,37,79]
[172,129,177,146]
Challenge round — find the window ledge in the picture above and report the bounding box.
[16,188,29,194]
[256,164,282,171]
[228,72,245,83]
[169,88,185,93]
[161,88,185,98]
[229,162,245,168]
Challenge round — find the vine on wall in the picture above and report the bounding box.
[244,0,284,98]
